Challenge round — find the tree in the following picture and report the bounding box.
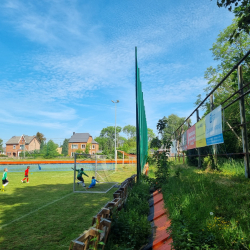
[85,143,92,154]
[147,128,156,143]
[0,138,3,152]
[162,114,190,138]
[36,132,46,144]
[196,19,250,154]
[123,125,136,139]
[42,140,59,159]
[216,0,250,41]
[99,126,122,155]
[62,138,69,156]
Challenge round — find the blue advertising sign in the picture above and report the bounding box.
[205,105,224,145]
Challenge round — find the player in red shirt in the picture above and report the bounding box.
[21,166,30,183]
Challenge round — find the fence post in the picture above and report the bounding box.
[237,65,250,178]
[210,94,217,165]
[196,110,201,168]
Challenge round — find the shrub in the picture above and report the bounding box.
[105,181,151,250]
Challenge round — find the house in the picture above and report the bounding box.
[68,132,99,157]
[57,147,62,154]
[6,135,40,157]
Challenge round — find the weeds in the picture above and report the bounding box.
[163,161,250,249]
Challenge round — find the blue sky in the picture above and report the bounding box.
[0,0,234,146]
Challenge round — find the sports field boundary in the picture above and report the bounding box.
[0,192,73,229]
[0,160,136,165]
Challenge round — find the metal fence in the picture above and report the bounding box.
[172,50,250,178]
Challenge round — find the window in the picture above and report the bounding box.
[81,144,86,149]
[13,145,16,149]
[71,152,74,157]
[20,145,24,150]
[92,152,95,155]
[71,144,78,149]
[92,145,95,149]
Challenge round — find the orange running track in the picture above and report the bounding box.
[0,160,137,165]
[144,190,173,250]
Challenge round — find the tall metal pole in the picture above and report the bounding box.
[210,94,217,165]
[238,65,250,178]
[196,110,201,168]
[115,102,117,170]
[112,100,119,171]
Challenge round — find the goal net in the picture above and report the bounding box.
[73,153,117,194]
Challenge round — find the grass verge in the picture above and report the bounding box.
[162,161,250,249]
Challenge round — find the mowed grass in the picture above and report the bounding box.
[0,165,136,250]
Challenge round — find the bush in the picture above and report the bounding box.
[105,181,151,250]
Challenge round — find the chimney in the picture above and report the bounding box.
[73,132,75,135]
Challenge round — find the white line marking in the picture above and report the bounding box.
[0,192,73,229]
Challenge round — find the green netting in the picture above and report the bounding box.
[135,47,148,175]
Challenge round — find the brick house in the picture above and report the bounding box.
[68,132,99,157]
[6,135,40,157]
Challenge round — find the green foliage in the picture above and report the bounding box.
[123,125,136,139]
[162,114,190,140]
[0,138,3,152]
[36,132,46,144]
[196,19,250,155]
[62,138,69,156]
[148,117,173,188]
[42,140,59,159]
[40,140,45,151]
[216,1,250,42]
[147,128,155,143]
[105,181,151,250]
[162,162,250,249]
[85,143,92,154]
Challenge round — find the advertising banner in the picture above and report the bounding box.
[181,131,187,151]
[196,118,207,148]
[205,105,224,146]
[187,125,196,149]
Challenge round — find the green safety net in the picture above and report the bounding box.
[135,47,148,176]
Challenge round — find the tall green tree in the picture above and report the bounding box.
[62,138,69,156]
[36,132,46,144]
[216,1,250,41]
[42,140,59,159]
[0,138,3,153]
[147,128,156,143]
[162,114,190,139]
[196,19,250,153]
[123,125,136,139]
[99,126,122,155]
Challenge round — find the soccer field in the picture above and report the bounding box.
[0,165,136,250]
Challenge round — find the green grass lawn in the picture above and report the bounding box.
[0,165,136,250]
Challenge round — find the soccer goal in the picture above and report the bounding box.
[73,153,118,194]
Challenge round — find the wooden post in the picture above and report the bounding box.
[238,65,250,178]
[196,110,201,168]
[210,94,217,165]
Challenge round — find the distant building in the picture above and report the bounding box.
[57,147,62,154]
[6,135,40,157]
[68,132,99,157]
